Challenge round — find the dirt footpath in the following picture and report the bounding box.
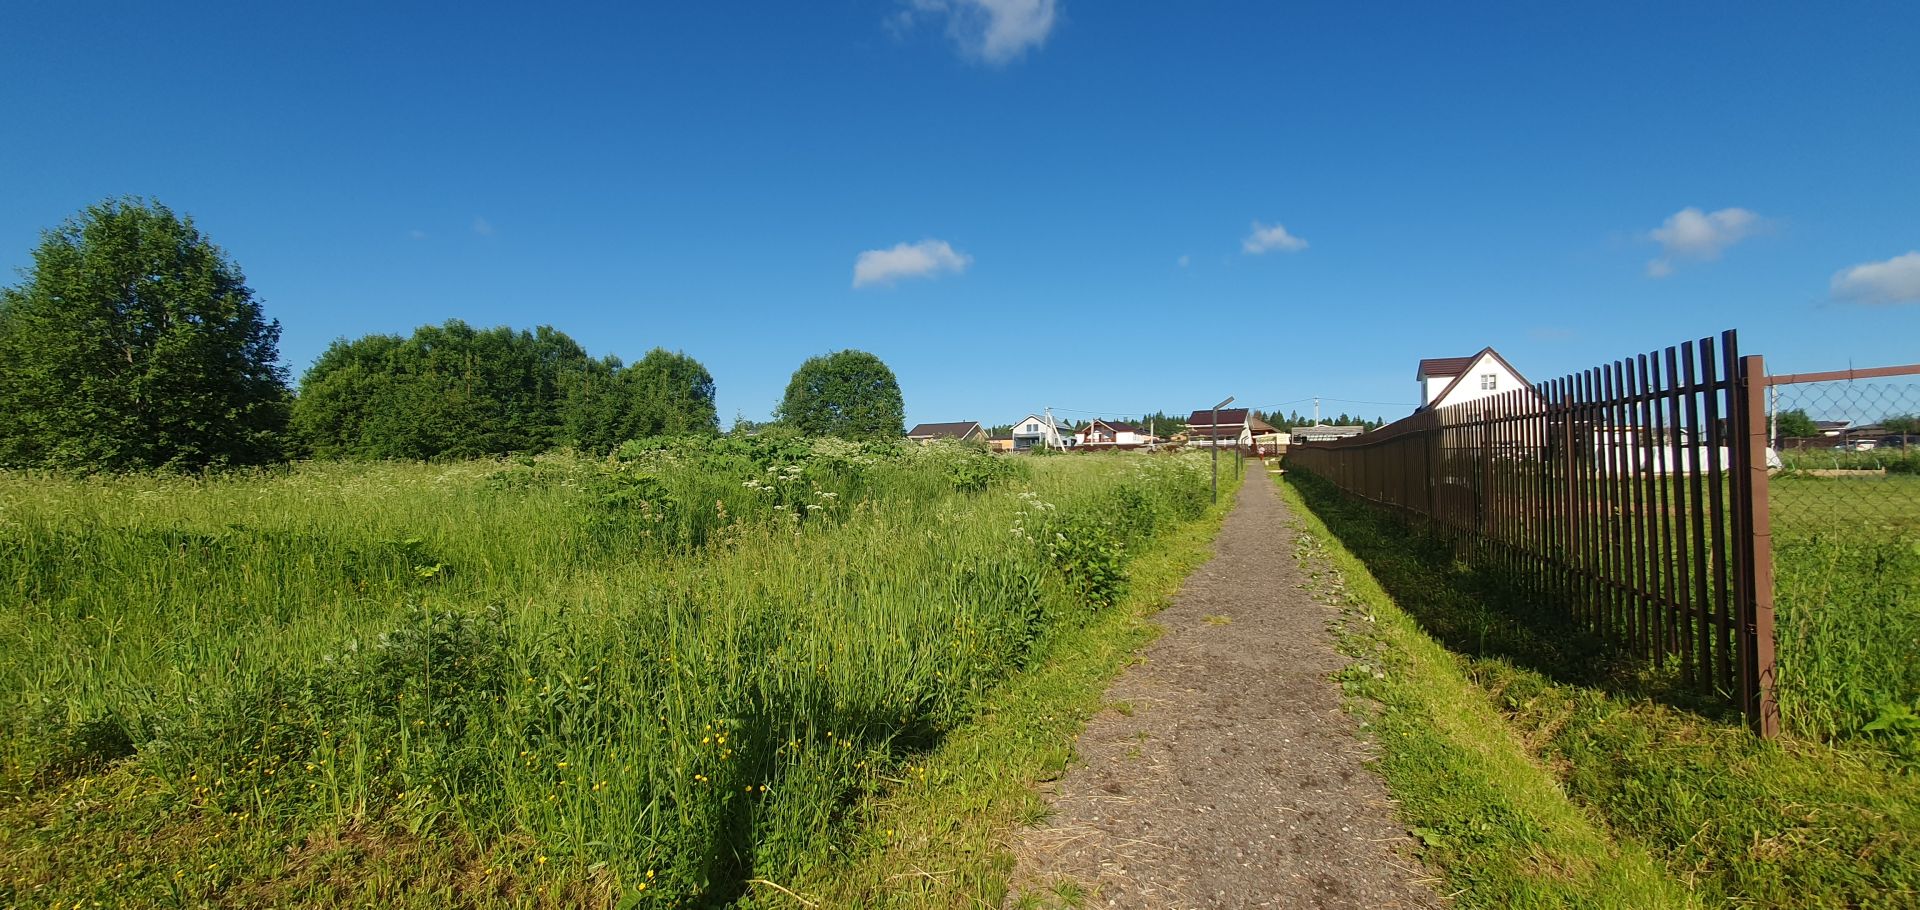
[1006,471,1440,909]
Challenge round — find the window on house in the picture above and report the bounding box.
[1025,422,1037,432]
[1481,374,1497,390]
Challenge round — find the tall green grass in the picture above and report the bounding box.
[1770,475,1920,750]
[1778,447,1920,475]
[0,441,1214,907]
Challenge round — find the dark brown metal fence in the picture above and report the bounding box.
[1288,331,1779,735]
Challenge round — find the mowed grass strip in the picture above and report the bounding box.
[1282,470,1920,909]
[1274,472,1686,910]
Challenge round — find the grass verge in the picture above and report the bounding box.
[1273,470,1688,909]
[769,465,1245,908]
[1282,470,1920,909]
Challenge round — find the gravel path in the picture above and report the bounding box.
[1006,471,1441,909]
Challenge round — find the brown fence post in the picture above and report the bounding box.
[1737,353,1781,737]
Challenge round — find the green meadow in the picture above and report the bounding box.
[0,441,1215,908]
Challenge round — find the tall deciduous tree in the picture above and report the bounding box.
[294,323,718,458]
[295,321,588,458]
[777,349,905,439]
[564,348,718,454]
[0,198,289,471]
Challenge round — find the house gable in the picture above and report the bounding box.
[1421,347,1535,411]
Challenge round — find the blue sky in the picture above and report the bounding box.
[4,1,1916,427]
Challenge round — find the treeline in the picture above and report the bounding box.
[293,322,715,459]
[1253,409,1387,432]
[0,198,908,473]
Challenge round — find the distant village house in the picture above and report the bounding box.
[1291,424,1366,444]
[905,421,985,444]
[1008,414,1072,452]
[1184,408,1274,450]
[1073,418,1158,449]
[1416,347,1534,412]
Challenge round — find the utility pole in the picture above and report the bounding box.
[1236,415,1244,475]
[1211,395,1235,503]
[1769,385,1779,449]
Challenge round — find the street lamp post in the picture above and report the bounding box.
[1211,395,1234,503]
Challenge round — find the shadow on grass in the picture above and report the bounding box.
[1285,470,1737,725]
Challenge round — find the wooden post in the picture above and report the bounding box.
[1736,353,1780,737]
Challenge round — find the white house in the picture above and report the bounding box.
[1008,414,1071,452]
[1073,419,1157,448]
[1417,347,1534,411]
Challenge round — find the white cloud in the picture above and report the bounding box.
[900,0,1058,64]
[472,216,495,236]
[1242,221,1308,255]
[1177,254,1191,268]
[1831,251,1920,305]
[853,239,972,288]
[1644,206,1760,277]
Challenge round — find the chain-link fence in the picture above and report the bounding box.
[1768,366,1920,538]
[1764,364,1918,743]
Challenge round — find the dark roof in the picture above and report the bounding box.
[1417,356,1477,379]
[1186,407,1249,426]
[1079,418,1145,434]
[1814,420,1851,430]
[906,421,982,439]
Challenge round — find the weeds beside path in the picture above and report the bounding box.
[1283,470,1920,909]
[1005,467,1439,908]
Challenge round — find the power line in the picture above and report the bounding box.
[1252,396,1414,412]
[1318,396,1416,407]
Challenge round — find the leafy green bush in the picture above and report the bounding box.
[1046,510,1128,608]
[944,449,1019,493]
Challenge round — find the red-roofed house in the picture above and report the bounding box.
[1185,408,1274,449]
[1072,419,1159,449]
